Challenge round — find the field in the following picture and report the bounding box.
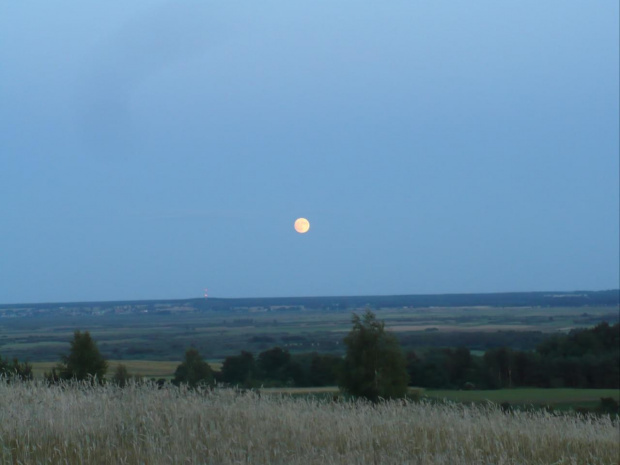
[0,380,617,465]
[30,360,184,380]
[260,387,620,411]
[26,360,620,412]
[422,388,620,410]
[2,295,618,463]
[1,302,617,363]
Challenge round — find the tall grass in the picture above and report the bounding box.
[0,379,617,464]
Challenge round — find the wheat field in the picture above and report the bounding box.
[0,380,617,464]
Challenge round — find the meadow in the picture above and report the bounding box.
[0,380,617,465]
[422,387,620,410]
[261,386,620,411]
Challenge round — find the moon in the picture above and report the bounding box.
[294,218,310,234]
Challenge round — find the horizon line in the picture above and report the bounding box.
[1,288,618,308]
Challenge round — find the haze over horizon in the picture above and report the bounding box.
[1,1,618,304]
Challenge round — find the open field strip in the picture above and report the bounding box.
[424,388,620,404]
[0,380,617,465]
[30,360,222,380]
[387,324,537,332]
[260,387,619,408]
[30,360,181,379]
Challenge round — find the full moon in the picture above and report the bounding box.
[294,217,310,234]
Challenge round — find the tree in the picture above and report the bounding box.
[339,310,409,401]
[257,347,291,381]
[308,353,343,386]
[220,351,256,387]
[56,330,107,383]
[257,347,303,385]
[405,351,423,387]
[173,348,214,388]
[483,347,513,388]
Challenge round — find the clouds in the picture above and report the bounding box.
[75,2,219,158]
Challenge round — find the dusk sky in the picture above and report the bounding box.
[1,1,618,304]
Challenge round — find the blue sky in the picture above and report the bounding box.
[1,1,618,303]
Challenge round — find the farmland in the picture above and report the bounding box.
[422,387,620,405]
[2,292,618,464]
[30,360,182,380]
[1,291,617,363]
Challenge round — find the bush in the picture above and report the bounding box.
[0,356,33,381]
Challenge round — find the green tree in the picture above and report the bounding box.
[56,330,107,383]
[257,347,291,382]
[173,348,214,388]
[308,353,343,386]
[483,347,513,388]
[221,351,256,387]
[339,310,409,402]
[256,347,305,386]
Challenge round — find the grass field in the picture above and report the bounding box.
[423,388,620,410]
[260,386,619,410]
[24,369,620,412]
[30,360,182,379]
[29,360,224,380]
[1,380,617,464]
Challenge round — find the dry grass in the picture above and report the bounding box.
[30,360,223,380]
[0,380,617,464]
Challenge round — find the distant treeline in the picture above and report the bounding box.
[3,289,618,312]
[408,322,619,390]
[217,322,619,390]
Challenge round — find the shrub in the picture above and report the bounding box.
[0,356,32,381]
